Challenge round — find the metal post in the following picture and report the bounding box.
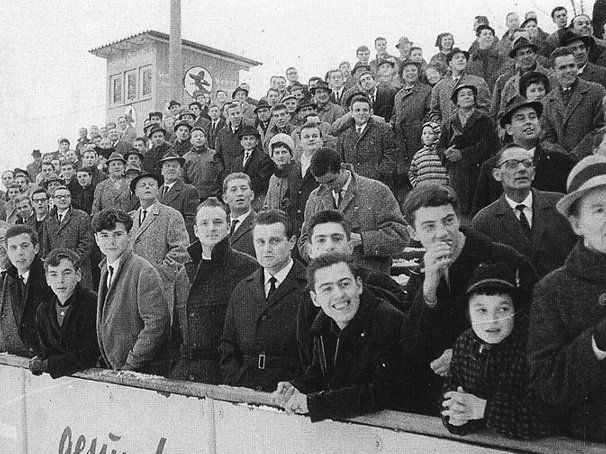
[169,0,182,104]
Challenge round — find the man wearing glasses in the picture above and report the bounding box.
[30,189,49,239]
[41,186,94,288]
[472,144,577,278]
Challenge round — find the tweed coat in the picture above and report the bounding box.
[437,109,499,214]
[41,207,94,288]
[97,248,170,374]
[337,118,396,186]
[129,202,189,306]
[541,78,606,160]
[299,166,409,273]
[219,260,307,392]
[529,242,606,442]
[170,238,258,383]
[230,210,256,259]
[391,83,432,174]
[35,283,100,378]
[580,62,606,88]
[499,65,556,115]
[91,177,135,215]
[472,189,577,278]
[0,257,49,357]
[158,178,200,243]
[429,72,492,124]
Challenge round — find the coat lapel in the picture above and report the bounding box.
[231,211,255,244]
[530,189,548,256]
[494,195,528,244]
[253,262,302,321]
[56,209,72,234]
[162,180,182,205]
[564,82,587,124]
[133,204,160,242]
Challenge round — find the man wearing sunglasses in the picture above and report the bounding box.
[472,144,577,278]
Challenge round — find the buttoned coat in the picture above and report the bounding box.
[299,166,409,273]
[91,177,136,215]
[158,179,200,243]
[170,238,258,383]
[219,261,307,392]
[97,249,170,374]
[182,145,222,200]
[472,189,578,278]
[129,202,189,306]
[230,210,256,259]
[287,162,319,236]
[542,78,606,160]
[437,110,498,214]
[41,207,94,288]
[391,83,432,175]
[337,118,396,186]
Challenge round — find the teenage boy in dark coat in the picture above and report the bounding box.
[30,249,100,379]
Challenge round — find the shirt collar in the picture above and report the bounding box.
[264,259,294,286]
[20,270,30,283]
[164,181,177,190]
[504,191,533,211]
[232,210,252,225]
[107,257,121,273]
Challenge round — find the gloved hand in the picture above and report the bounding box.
[29,356,47,376]
[594,317,606,351]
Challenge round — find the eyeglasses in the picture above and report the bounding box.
[32,198,48,203]
[53,194,71,199]
[498,159,534,170]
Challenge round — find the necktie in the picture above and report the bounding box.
[140,209,147,225]
[107,266,114,289]
[19,275,26,294]
[267,276,277,300]
[243,151,251,168]
[562,88,573,106]
[516,204,531,233]
[333,190,343,208]
[230,219,239,236]
[58,213,63,223]
[357,126,364,136]
[162,186,169,198]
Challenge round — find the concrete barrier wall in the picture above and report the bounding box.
[0,354,603,454]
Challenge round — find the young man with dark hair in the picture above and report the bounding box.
[92,208,170,375]
[220,209,306,391]
[400,184,537,415]
[0,225,49,357]
[170,198,258,383]
[272,252,408,422]
[30,248,100,378]
[300,147,408,274]
[222,172,257,258]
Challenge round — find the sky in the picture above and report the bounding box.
[0,0,594,170]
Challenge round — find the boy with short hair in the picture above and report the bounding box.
[30,248,100,378]
[441,262,552,439]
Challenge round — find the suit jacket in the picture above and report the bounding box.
[299,165,409,273]
[0,257,50,357]
[129,203,190,305]
[472,189,578,278]
[542,78,606,160]
[371,86,398,123]
[91,177,136,215]
[230,210,256,258]
[230,147,274,210]
[41,207,94,288]
[204,118,226,149]
[158,179,200,243]
[285,161,319,236]
[97,249,170,374]
[35,283,100,378]
[219,260,307,391]
[580,62,606,89]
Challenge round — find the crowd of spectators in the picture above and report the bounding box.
[4,5,606,445]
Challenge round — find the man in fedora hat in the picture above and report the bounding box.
[429,48,491,124]
[310,81,345,125]
[497,37,556,116]
[188,101,210,128]
[473,95,575,213]
[542,47,606,160]
[168,100,182,117]
[157,152,200,243]
[562,30,606,88]
[26,150,42,182]
[231,125,273,210]
[129,172,189,306]
[529,154,606,443]
[253,100,272,142]
[92,152,134,215]
[232,86,256,122]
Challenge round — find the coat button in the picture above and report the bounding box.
[189,312,195,317]
[261,315,268,321]
[191,342,197,348]
[29,347,34,353]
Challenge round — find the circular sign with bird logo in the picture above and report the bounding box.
[184,66,213,99]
